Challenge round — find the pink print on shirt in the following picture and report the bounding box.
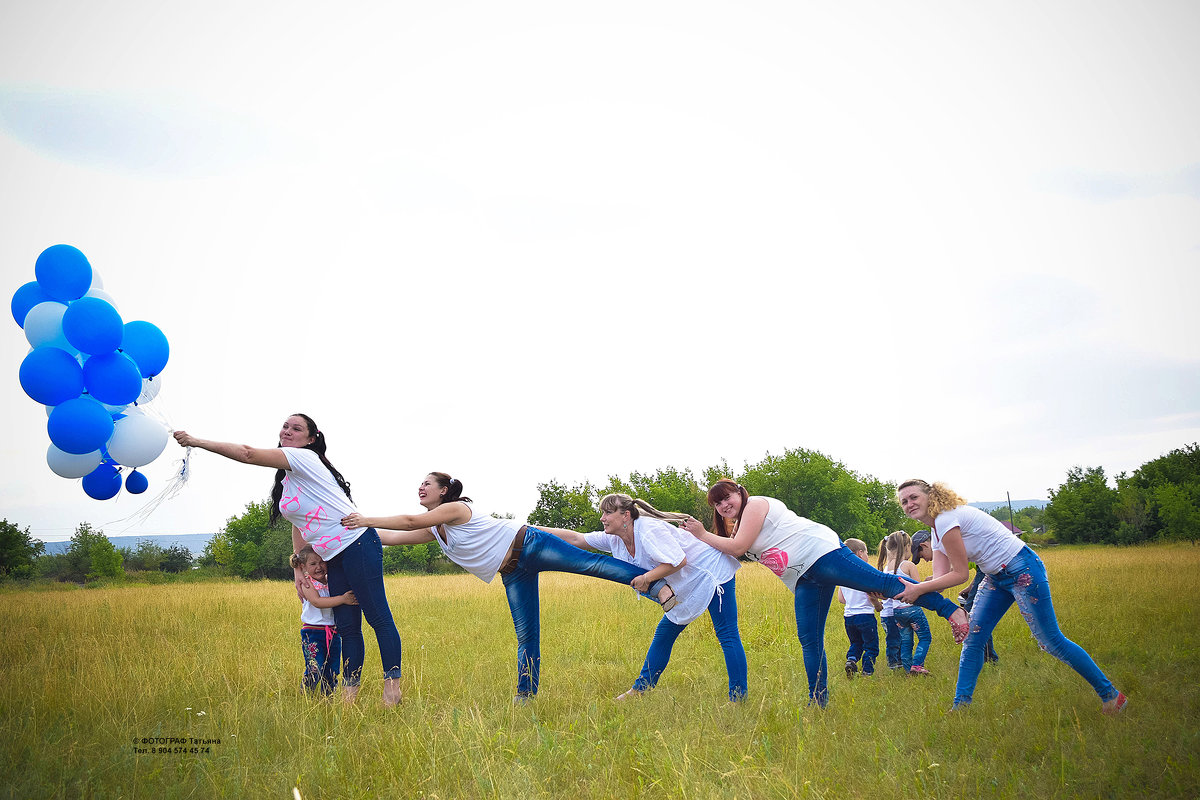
[312,533,343,553]
[758,547,789,576]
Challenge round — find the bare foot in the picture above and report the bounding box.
[615,688,645,701]
[383,677,402,708]
[342,684,361,705]
[1101,692,1128,715]
[948,608,970,644]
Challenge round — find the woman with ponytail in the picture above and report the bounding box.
[896,478,1126,714]
[173,415,402,707]
[681,479,969,708]
[540,493,747,702]
[342,474,679,702]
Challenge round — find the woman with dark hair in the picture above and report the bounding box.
[897,478,1126,714]
[173,414,402,706]
[681,479,969,708]
[341,473,679,702]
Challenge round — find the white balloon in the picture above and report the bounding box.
[89,269,104,290]
[137,376,162,404]
[106,412,168,467]
[23,301,75,352]
[47,444,103,479]
[84,287,119,312]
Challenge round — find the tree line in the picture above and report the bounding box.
[3,441,1195,584]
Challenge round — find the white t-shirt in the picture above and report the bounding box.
[281,448,361,559]
[301,578,335,626]
[932,504,1026,575]
[585,516,739,624]
[879,563,897,616]
[841,586,875,617]
[432,504,524,583]
[744,497,841,592]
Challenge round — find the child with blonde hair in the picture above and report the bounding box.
[876,537,904,671]
[880,531,934,675]
[290,546,358,695]
[837,538,882,678]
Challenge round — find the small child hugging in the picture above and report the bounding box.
[837,538,882,678]
[290,546,358,695]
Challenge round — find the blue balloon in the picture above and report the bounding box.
[82,351,143,405]
[63,296,124,355]
[125,469,149,494]
[19,347,85,406]
[11,281,52,327]
[82,463,122,500]
[120,320,170,378]
[47,396,115,455]
[34,244,93,302]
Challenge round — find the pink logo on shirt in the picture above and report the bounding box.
[759,547,789,576]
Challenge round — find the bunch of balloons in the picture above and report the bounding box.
[12,244,171,500]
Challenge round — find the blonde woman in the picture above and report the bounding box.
[896,478,1126,714]
[543,493,747,702]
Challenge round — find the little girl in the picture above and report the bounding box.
[879,531,933,676]
[876,538,903,671]
[290,546,358,695]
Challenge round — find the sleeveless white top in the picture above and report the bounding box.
[301,579,335,626]
[432,504,524,583]
[744,497,841,592]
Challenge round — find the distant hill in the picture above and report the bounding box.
[969,499,1049,512]
[39,533,215,557]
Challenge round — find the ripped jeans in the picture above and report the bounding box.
[954,546,1117,706]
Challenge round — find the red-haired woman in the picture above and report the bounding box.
[681,479,968,708]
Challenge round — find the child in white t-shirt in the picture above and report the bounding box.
[290,546,358,695]
[837,538,882,677]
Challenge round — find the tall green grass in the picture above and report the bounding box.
[2,544,1196,798]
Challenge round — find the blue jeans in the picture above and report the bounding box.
[962,570,998,662]
[954,546,1117,707]
[501,526,668,697]
[893,605,931,669]
[843,613,879,674]
[633,577,748,701]
[325,528,403,686]
[882,614,903,668]
[795,544,960,707]
[300,626,341,694]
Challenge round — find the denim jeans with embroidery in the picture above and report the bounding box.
[502,526,668,697]
[954,546,1117,706]
[300,626,341,694]
[632,576,748,701]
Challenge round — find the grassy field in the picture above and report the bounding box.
[2,544,1197,799]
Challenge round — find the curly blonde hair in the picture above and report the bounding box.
[896,479,967,519]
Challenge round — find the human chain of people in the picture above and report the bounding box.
[171,413,1128,717]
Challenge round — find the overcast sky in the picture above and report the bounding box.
[3,1,1198,542]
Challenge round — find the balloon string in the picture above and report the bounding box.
[101,447,192,532]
